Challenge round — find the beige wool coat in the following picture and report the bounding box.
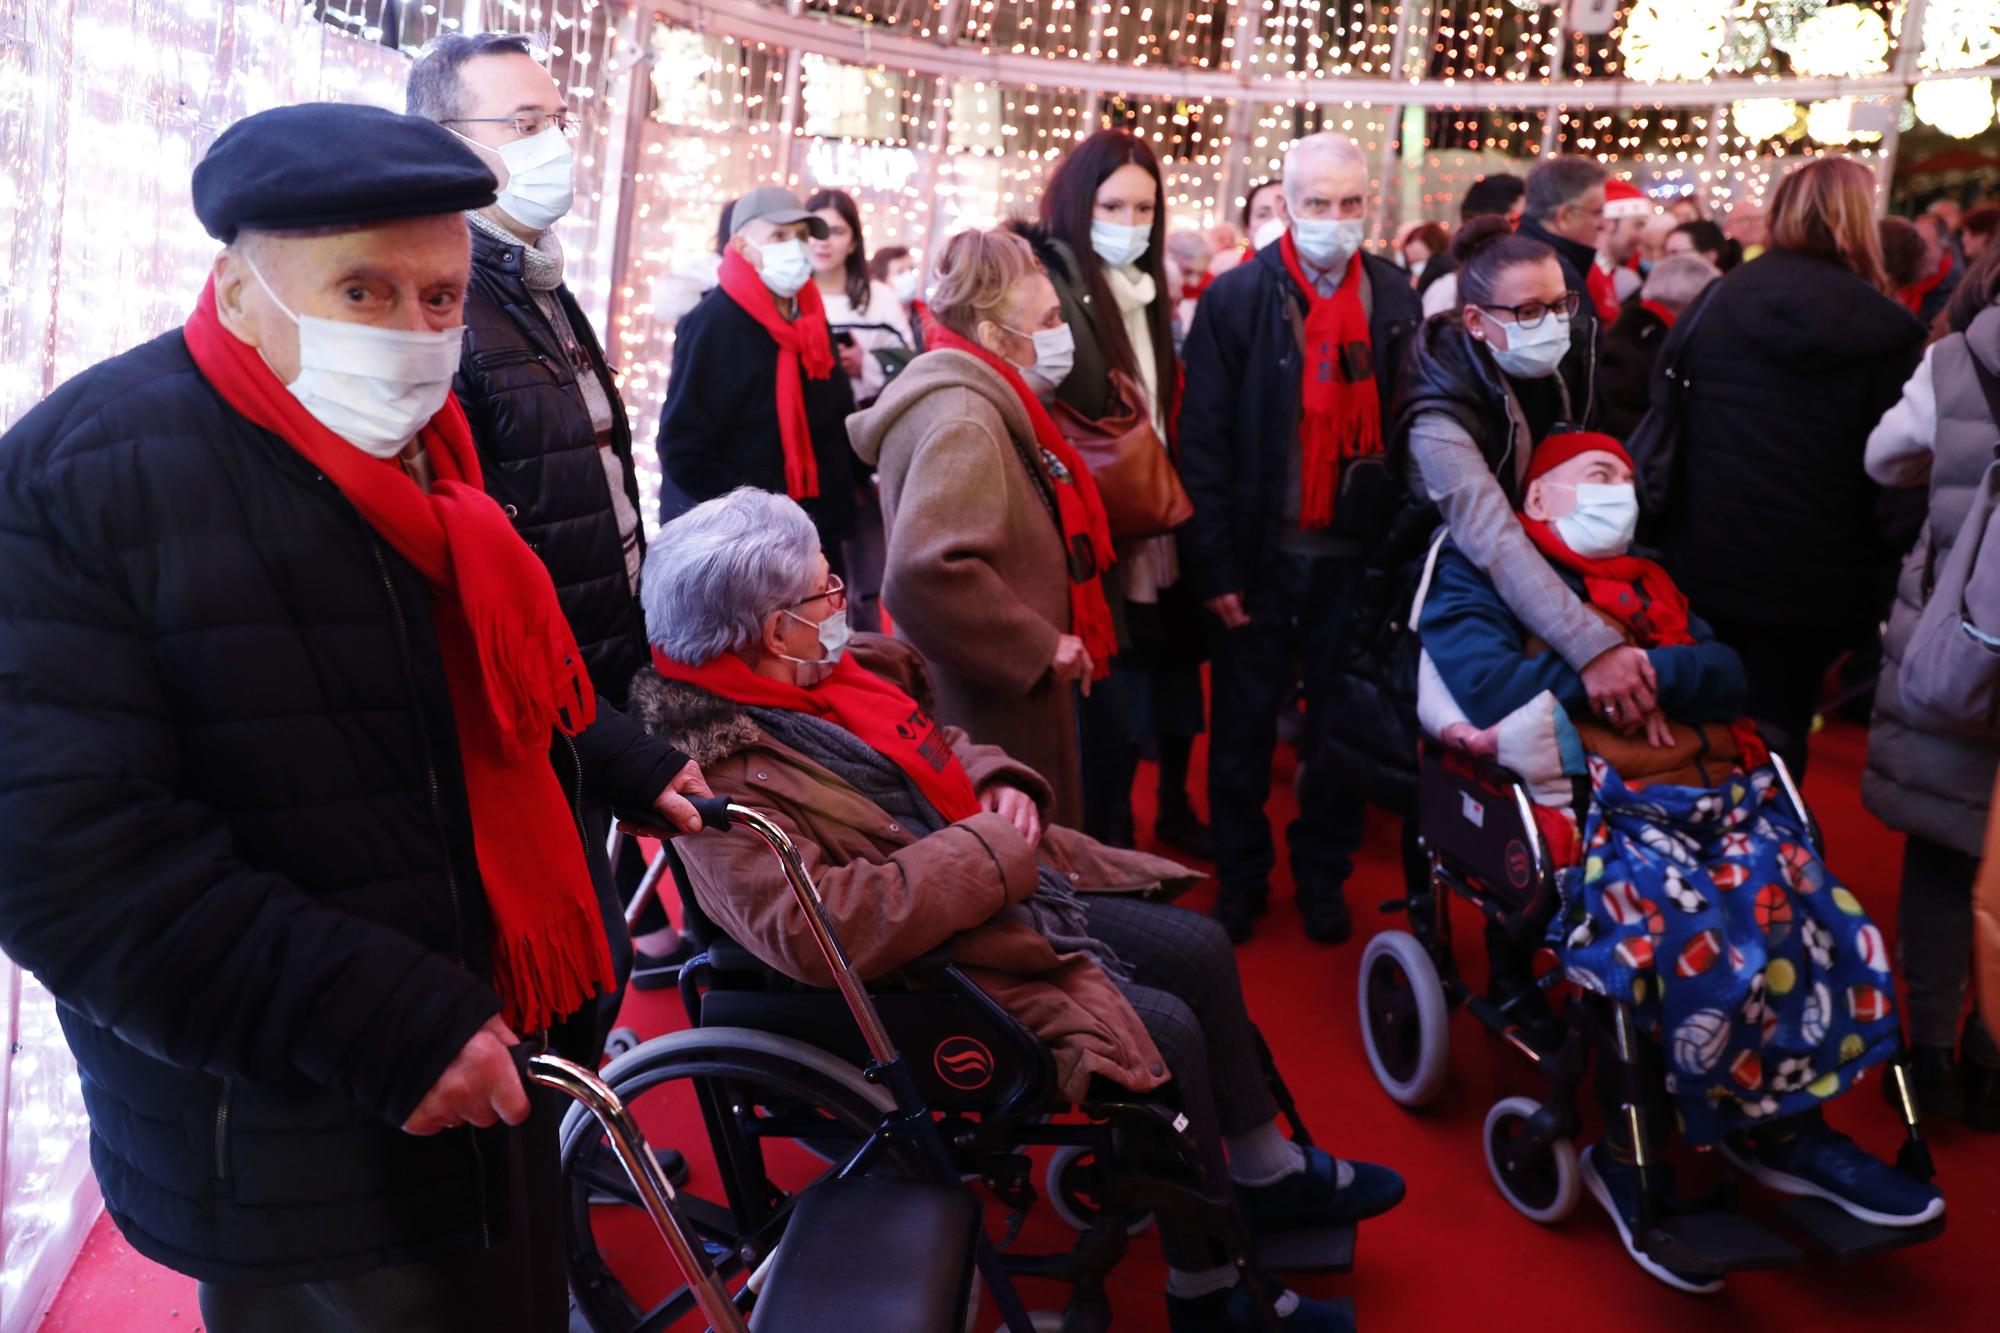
[629,637,1200,1101]
[848,349,1086,828]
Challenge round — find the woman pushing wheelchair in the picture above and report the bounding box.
[1417,432,1943,1292]
[628,488,1402,1332]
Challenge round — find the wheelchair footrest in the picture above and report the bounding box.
[1640,1211,1802,1275]
[748,1177,981,1332]
[1777,1196,1946,1261]
[1254,1222,1356,1275]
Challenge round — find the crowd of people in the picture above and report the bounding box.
[1,26,1998,1333]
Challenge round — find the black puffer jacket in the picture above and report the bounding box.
[1386,314,1574,507]
[457,226,651,696]
[1597,299,1671,441]
[1515,215,1603,426]
[1650,249,1924,633]
[0,331,672,1285]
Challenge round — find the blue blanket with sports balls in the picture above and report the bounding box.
[1558,759,1902,1144]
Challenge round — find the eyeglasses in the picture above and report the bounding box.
[443,112,576,139]
[789,573,847,614]
[1474,291,1582,329]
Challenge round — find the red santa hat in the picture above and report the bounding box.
[1603,178,1653,220]
[1524,431,1633,487]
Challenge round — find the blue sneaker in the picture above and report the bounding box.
[1721,1123,1944,1228]
[1579,1143,1724,1295]
[1236,1146,1405,1230]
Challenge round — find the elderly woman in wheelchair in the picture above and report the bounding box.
[627,488,1402,1333]
[1396,431,1943,1293]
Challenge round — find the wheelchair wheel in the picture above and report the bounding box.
[1358,930,1451,1107]
[560,1026,918,1333]
[1482,1096,1580,1225]
[1043,1143,1156,1237]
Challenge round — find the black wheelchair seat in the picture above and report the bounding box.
[749,1175,981,1332]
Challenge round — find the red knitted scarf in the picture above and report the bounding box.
[1276,232,1380,530]
[717,246,835,500]
[1520,517,1694,649]
[183,279,610,1035]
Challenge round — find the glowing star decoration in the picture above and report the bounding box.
[1805,97,1882,144]
[1786,4,1891,78]
[1767,0,1832,49]
[1913,77,1998,140]
[1922,0,2000,73]
[1733,97,1801,142]
[1619,0,1735,83]
[1718,16,1773,75]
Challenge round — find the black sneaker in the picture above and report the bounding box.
[1892,1045,1965,1121]
[1579,1143,1724,1295]
[1962,1062,2000,1133]
[1156,806,1215,861]
[1299,889,1351,945]
[1165,1285,1354,1333]
[1211,884,1269,944]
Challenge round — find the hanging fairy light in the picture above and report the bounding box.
[1805,96,1882,144]
[1912,76,1998,140]
[1619,0,1734,83]
[1921,0,2000,73]
[1785,4,1890,78]
[1732,97,1800,142]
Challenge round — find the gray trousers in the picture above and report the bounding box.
[1898,834,2000,1067]
[1082,894,1279,1269]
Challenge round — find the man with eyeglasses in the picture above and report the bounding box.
[409,34,713,1042]
[1517,155,1610,425]
[1178,132,1422,945]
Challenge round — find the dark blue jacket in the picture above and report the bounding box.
[1177,243,1421,599]
[1421,542,1748,729]
[0,330,673,1284]
[656,284,857,547]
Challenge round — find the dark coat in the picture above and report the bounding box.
[1598,300,1672,441]
[1650,249,1925,633]
[1515,214,1604,426]
[1387,315,1576,508]
[0,331,674,1285]
[1006,224,1120,421]
[1177,241,1422,600]
[457,225,651,696]
[655,284,858,547]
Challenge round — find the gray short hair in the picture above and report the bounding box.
[642,489,822,665]
[1524,156,1609,222]
[1641,253,1722,309]
[406,31,538,123]
[1283,133,1367,206]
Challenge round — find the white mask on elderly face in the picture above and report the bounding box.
[775,606,852,684]
[1004,321,1076,397]
[756,238,813,297]
[1293,216,1365,272]
[245,260,461,459]
[1550,482,1640,558]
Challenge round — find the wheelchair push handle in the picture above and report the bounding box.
[687,794,735,832]
[508,1047,751,1333]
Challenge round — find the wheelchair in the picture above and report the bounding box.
[1356,738,1945,1282]
[568,798,1353,1332]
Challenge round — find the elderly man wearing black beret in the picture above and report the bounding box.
[0,103,688,1332]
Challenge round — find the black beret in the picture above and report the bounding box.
[193,103,499,243]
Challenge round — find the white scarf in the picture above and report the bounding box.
[1099,262,1177,601]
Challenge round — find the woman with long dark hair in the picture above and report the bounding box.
[1012,128,1209,856]
[806,187,915,408]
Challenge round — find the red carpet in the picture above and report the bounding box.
[37,722,2000,1331]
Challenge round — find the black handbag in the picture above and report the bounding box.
[1626,281,1719,523]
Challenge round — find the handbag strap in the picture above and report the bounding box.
[1658,280,1718,394]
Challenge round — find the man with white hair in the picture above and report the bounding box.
[0,103,680,1330]
[1179,132,1422,944]
[1598,252,1722,439]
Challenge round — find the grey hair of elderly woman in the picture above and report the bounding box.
[641,488,822,666]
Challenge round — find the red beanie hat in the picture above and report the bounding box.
[1525,431,1633,486]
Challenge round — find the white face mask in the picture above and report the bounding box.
[1293,216,1365,272]
[776,606,852,682]
[246,260,461,459]
[890,268,921,303]
[755,237,813,298]
[1004,321,1076,396]
[1251,216,1288,250]
[1090,218,1151,270]
[1551,482,1640,558]
[1486,311,1572,380]
[1408,257,1428,282]
[491,126,575,232]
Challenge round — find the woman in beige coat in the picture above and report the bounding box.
[849,228,1103,828]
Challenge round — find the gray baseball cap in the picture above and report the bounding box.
[729,185,829,239]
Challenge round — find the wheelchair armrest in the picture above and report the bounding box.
[1418,735,1535,799]
[896,944,955,979]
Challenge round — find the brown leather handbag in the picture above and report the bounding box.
[1049,368,1194,539]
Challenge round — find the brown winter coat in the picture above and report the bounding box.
[847,349,1085,827]
[628,637,1199,1101]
